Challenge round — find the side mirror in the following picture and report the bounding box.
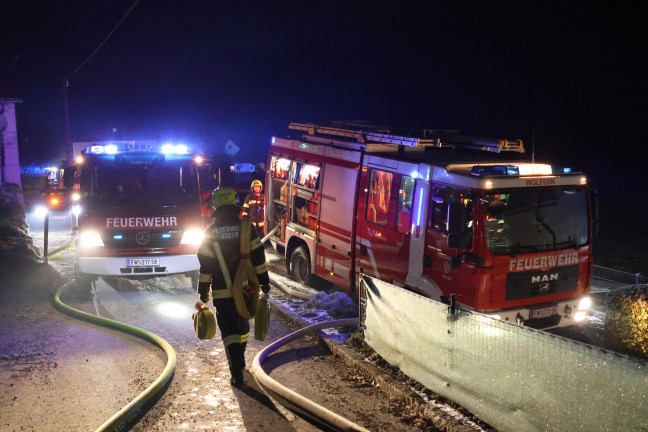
[447,202,465,234]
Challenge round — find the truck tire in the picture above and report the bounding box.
[75,273,93,292]
[189,270,199,289]
[290,246,312,286]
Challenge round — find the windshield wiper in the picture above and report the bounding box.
[534,211,556,248]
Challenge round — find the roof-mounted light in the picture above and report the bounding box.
[471,165,520,177]
[105,144,118,154]
[161,143,189,154]
[517,163,552,175]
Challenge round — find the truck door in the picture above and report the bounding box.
[355,168,413,286]
[424,186,477,305]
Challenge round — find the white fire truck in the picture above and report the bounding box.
[72,141,206,289]
[265,122,593,330]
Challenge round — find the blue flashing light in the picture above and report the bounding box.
[161,143,190,155]
[563,167,572,173]
[105,144,118,154]
[162,233,171,239]
[113,234,123,240]
[416,187,424,226]
[86,141,193,156]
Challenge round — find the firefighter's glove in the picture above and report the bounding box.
[261,284,270,295]
[199,294,210,304]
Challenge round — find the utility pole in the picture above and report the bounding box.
[63,78,72,165]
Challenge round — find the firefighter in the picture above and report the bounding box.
[241,179,265,236]
[200,190,215,220]
[197,187,271,386]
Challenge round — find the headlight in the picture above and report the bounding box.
[578,297,591,311]
[78,231,104,248]
[180,228,204,245]
[574,311,587,321]
[72,192,81,202]
[35,205,49,217]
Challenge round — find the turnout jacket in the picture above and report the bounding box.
[241,192,265,227]
[197,205,269,301]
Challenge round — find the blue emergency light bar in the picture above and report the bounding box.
[87,141,193,155]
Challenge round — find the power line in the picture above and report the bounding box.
[67,0,141,79]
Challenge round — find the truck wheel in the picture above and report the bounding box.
[189,270,199,289]
[102,276,118,287]
[75,273,93,292]
[290,246,312,286]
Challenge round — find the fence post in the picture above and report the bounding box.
[637,273,642,285]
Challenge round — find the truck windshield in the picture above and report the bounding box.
[88,159,198,201]
[482,187,588,254]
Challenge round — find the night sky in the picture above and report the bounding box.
[2,1,647,214]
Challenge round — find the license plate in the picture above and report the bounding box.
[530,305,558,319]
[126,258,160,267]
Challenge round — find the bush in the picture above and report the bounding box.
[604,287,648,360]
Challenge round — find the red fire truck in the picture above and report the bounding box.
[72,141,206,289]
[265,122,593,329]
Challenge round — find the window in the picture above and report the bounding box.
[396,176,414,234]
[272,158,291,180]
[271,158,291,203]
[296,163,320,189]
[367,169,392,226]
[431,196,448,232]
[430,187,464,233]
[482,188,588,254]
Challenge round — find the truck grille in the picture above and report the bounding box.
[505,265,579,300]
[102,229,183,249]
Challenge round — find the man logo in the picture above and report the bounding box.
[531,273,558,283]
[539,283,550,292]
[135,231,150,245]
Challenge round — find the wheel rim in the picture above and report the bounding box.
[293,255,310,284]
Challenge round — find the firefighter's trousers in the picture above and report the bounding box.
[214,297,250,377]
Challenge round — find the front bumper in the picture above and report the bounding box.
[77,254,199,277]
[484,296,590,330]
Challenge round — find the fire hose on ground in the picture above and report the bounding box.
[53,280,177,432]
[251,317,370,432]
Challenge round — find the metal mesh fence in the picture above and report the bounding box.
[593,265,645,285]
[360,276,648,432]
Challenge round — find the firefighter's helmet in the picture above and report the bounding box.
[211,187,238,211]
[251,179,263,191]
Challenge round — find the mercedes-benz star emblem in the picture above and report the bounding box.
[135,231,150,245]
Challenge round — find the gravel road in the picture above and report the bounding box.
[1,227,468,431]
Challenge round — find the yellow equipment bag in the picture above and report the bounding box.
[193,302,217,340]
[254,295,270,341]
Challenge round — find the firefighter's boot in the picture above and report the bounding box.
[225,343,245,387]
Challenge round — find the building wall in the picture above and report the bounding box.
[1,100,22,190]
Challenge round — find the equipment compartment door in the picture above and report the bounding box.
[355,169,410,286]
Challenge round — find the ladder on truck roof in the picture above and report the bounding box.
[289,122,525,154]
